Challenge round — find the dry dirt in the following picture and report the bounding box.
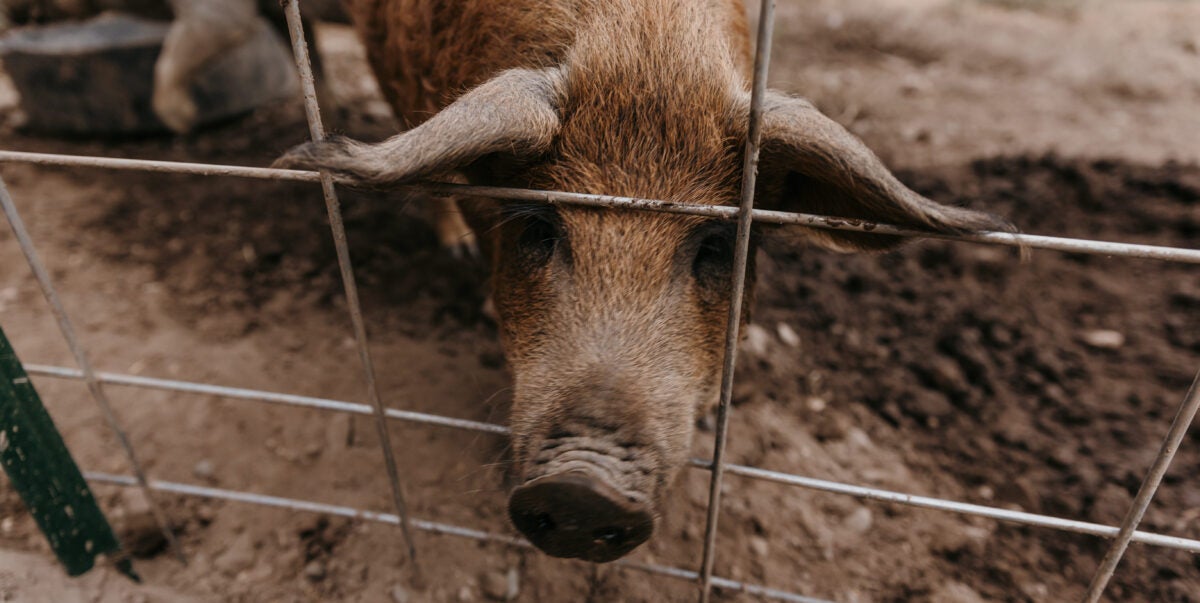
[1,1,1198,602]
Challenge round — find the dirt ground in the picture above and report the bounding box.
[1,0,1198,601]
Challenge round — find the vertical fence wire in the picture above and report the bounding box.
[697,1,776,600]
[0,179,185,564]
[0,2,1193,599]
[1082,367,1200,602]
[279,0,419,569]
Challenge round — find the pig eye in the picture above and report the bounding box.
[692,227,735,291]
[516,213,565,268]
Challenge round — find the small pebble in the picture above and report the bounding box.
[214,533,255,575]
[842,507,873,535]
[304,560,326,581]
[195,504,216,524]
[192,459,215,480]
[749,535,769,558]
[776,322,801,348]
[457,585,475,602]
[1081,329,1124,350]
[743,323,770,356]
[930,581,986,603]
[390,585,410,603]
[845,427,874,450]
[241,562,273,583]
[504,568,520,600]
[481,570,512,601]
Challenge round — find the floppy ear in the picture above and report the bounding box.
[274,67,564,186]
[754,93,1012,252]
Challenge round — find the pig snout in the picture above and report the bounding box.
[507,401,672,562]
[509,470,653,562]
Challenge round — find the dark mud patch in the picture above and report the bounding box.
[752,155,1200,601]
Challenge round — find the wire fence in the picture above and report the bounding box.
[1,1,1198,601]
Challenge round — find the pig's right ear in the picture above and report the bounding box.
[274,67,564,186]
[753,93,1013,252]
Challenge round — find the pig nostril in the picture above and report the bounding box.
[535,513,556,534]
[593,526,627,546]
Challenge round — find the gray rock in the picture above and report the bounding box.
[0,13,298,134]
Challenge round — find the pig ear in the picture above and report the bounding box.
[274,67,563,185]
[754,93,1012,252]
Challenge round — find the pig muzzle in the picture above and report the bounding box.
[508,469,654,562]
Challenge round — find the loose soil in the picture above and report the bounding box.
[1,1,1197,602]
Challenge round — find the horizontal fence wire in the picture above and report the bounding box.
[23,364,510,435]
[82,471,830,603]
[1,150,1198,265]
[7,148,1200,602]
[3,1,1193,600]
[0,177,185,563]
[24,363,1200,555]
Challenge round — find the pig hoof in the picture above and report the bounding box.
[436,210,479,260]
[509,471,653,562]
[152,86,198,134]
[445,236,480,260]
[481,294,498,323]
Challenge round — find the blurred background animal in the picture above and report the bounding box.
[0,0,347,132]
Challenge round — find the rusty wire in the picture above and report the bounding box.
[279,0,418,570]
[698,0,776,600]
[2,150,1199,265]
[82,471,831,603]
[24,362,1200,555]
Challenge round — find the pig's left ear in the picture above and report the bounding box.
[753,92,1012,252]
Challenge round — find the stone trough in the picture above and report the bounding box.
[0,13,298,135]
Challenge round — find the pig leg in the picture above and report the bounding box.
[153,0,258,133]
[433,196,478,259]
[428,173,478,259]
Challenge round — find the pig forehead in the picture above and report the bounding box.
[558,208,711,248]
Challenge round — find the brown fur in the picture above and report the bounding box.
[277,0,1011,561]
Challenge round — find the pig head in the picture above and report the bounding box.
[275,0,1009,563]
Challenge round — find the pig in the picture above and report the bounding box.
[1,0,346,133]
[275,0,1011,562]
